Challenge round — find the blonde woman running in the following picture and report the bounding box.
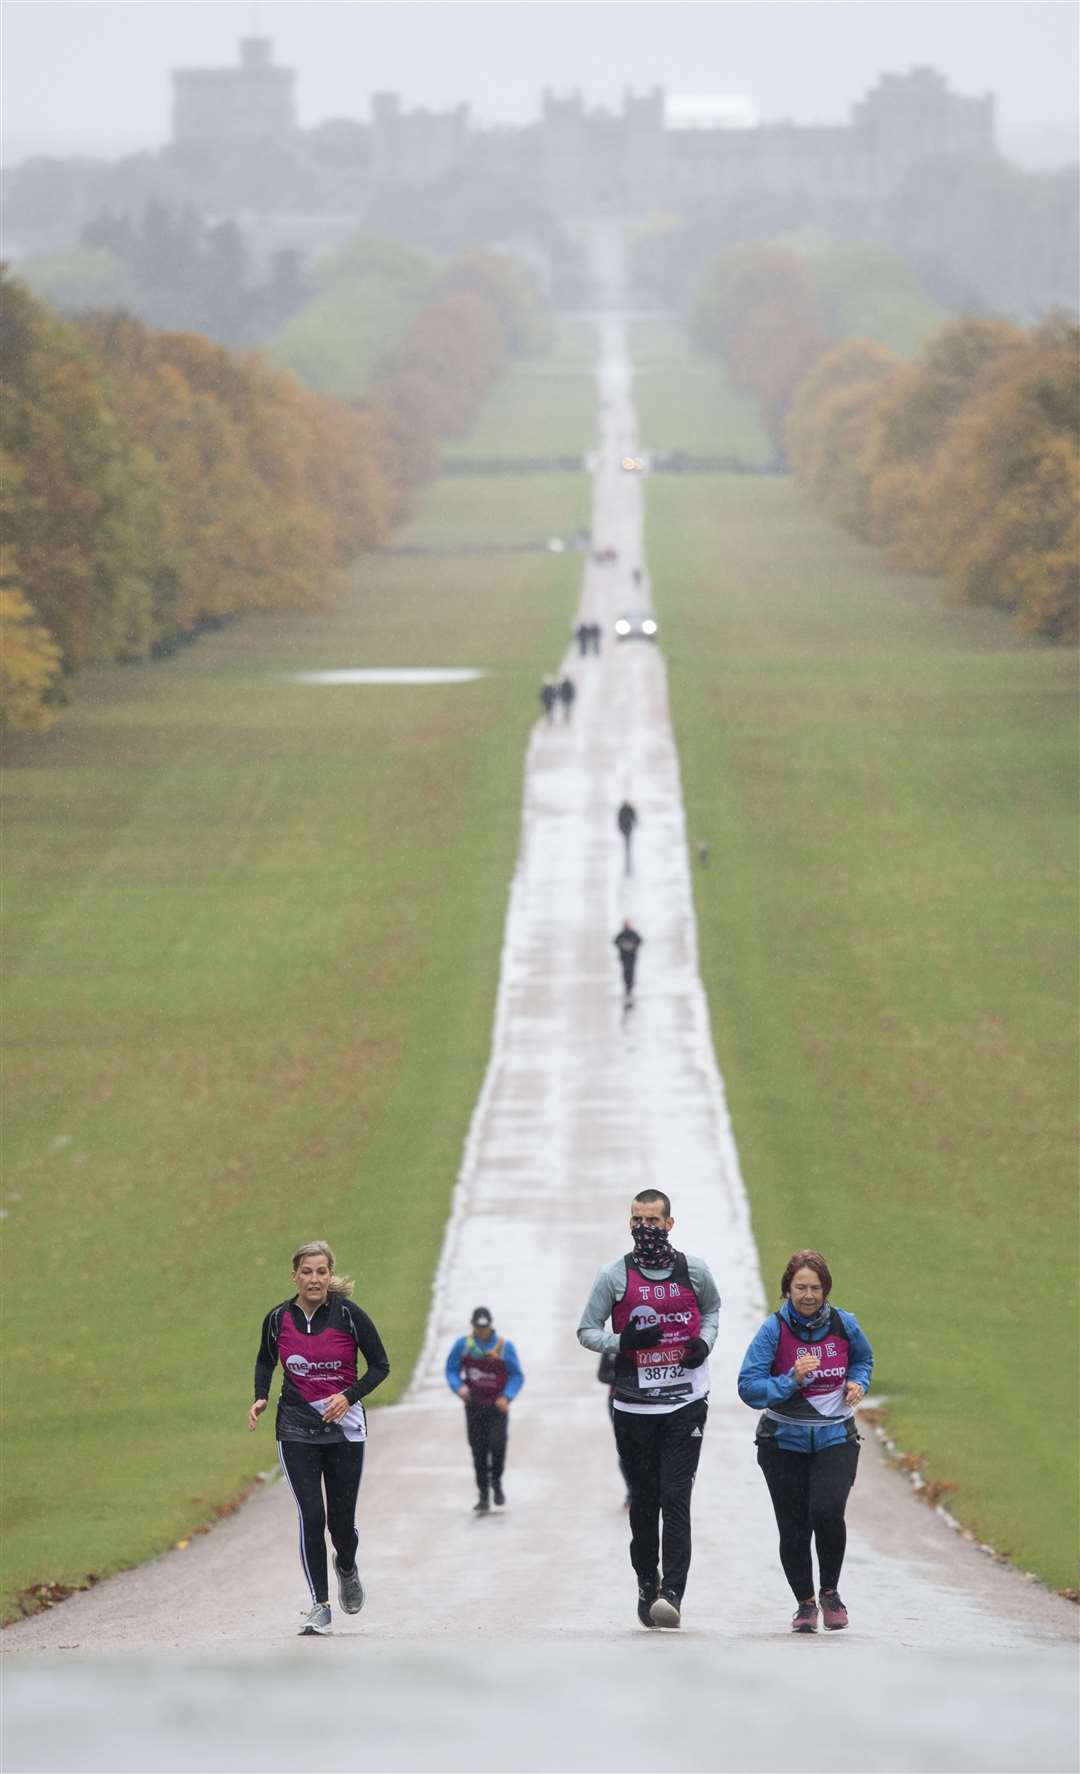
[249,1240,390,1635]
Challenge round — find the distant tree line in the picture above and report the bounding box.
[633,155,1078,325]
[0,248,551,731]
[691,243,1078,643]
[79,202,309,344]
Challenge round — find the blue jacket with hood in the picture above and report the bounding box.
[738,1299,873,1453]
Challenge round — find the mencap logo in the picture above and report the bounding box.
[285,1354,312,1377]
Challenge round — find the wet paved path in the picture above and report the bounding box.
[4,290,1076,1773]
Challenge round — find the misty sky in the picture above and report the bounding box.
[3,1,1077,167]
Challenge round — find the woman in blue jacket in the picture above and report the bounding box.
[738,1248,873,1634]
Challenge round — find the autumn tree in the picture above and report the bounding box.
[0,270,164,667]
[692,245,828,459]
[914,319,1080,640]
[787,340,903,537]
[0,588,63,733]
[864,317,1023,566]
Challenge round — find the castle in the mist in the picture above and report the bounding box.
[171,37,997,212]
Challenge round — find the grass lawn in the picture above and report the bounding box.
[630,315,773,463]
[442,318,598,461]
[646,472,1077,1589]
[1,471,586,1619]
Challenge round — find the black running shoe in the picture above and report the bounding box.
[474,1493,491,1514]
[637,1576,659,1629]
[492,1482,506,1506]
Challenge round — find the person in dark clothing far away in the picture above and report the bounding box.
[738,1249,873,1634]
[250,1239,390,1637]
[446,1306,525,1513]
[558,676,576,722]
[589,622,602,655]
[578,1190,721,1630]
[616,800,638,875]
[575,621,590,657]
[613,919,643,1001]
[539,677,557,723]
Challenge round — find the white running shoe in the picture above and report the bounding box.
[299,1602,332,1635]
[333,1555,366,1614]
[649,1589,681,1628]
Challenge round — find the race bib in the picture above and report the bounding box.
[637,1345,690,1398]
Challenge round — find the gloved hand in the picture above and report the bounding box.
[680,1337,709,1369]
[620,1322,662,1352]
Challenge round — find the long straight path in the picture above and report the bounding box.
[4,293,1076,1774]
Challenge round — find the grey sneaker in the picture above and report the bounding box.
[333,1555,365,1615]
[298,1602,332,1636]
[649,1588,681,1629]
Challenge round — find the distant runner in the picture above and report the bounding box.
[539,677,558,724]
[738,1248,873,1633]
[577,1189,721,1629]
[616,801,638,876]
[250,1239,390,1637]
[613,919,643,1002]
[446,1306,525,1513]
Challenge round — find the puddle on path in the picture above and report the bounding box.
[288,668,490,685]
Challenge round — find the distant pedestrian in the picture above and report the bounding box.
[738,1249,873,1634]
[613,919,643,1000]
[577,1189,720,1630]
[446,1306,524,1513]
[589,622,602,655]
[617,800,638,875]
[540,677,557,724]
[575,622,590,658]
[558,676,576,723]
[250,1240,390,1637]
[632,567,643,589]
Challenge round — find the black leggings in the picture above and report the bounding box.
[278,1439,365,1604]
[465,1402,508,1492]
[756,1437,859,1601]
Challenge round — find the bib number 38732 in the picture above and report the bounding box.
[637,1345,687,1390]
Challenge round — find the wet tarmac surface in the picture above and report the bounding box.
[4,233,1076,1774]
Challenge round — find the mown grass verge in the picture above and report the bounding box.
[647,469,1077,1588]
[1,471,586,1619]
[631,314,773,463]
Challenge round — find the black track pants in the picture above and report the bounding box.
[613,1397,708,1600]
[607,1394,632,1496]
[619,954,637,995]
[465,1402,508,1493]
[756,1437,859,1600]
[278,1438,365,1604]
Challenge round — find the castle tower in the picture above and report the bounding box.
[171,38,297,149]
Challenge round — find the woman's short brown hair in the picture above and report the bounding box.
[780,1249,833,1299]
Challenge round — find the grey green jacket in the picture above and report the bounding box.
[577,1254,722,1356]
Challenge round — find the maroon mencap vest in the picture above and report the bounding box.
[611,1253,708,1409]
[770,1308,851,1420]
[463,1335,508,1403]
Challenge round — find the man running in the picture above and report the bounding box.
[446,1306,524,1513]
[577,1190,720,1629]
[613,919,643,1002]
